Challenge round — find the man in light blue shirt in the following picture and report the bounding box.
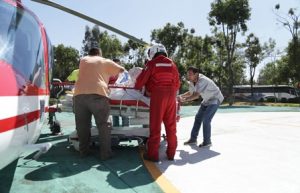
[179,66,223,147]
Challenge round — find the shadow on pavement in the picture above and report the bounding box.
[158,142,220,172]
[0,159,18,193]
[20,140,161,192]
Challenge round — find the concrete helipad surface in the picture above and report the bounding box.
[1,106,300,193]
[157,111,300,193]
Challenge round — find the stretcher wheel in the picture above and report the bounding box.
[142,137,148,145]
[50,120,61,135]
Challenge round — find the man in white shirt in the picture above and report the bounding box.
[179,66,224,147]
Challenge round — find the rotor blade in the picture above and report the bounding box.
[31,0,148,45]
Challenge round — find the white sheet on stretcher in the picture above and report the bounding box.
[109,88,150,107]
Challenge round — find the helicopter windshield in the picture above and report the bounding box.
[0,1,46,89]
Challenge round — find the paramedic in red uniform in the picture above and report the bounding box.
[135,44,180,162]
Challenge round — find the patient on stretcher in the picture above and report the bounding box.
[109,67,150,107]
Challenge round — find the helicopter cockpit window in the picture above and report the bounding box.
[0,1,45,89]
[47,34,54,84]
[0,2,14,63]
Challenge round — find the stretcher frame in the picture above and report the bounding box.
[69,86,180,150]
[108,86,151,141]
[69,86,151,150]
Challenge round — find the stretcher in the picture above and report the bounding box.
[68,86,180,151]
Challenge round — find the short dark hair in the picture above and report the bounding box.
[112,58,120,63]
[88,48,101,56]
[187,66,199,74]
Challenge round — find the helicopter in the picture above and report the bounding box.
[0,0,146,170]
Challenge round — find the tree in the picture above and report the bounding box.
[81,25,101,56]
[81,25,125,61]
[53,44,80,81]
[177,34,214,73]
[123,39,147,68]
[274,4,300,84]
[151,22,188,57]
[151,22,190,80]
[208,0,251,105]
[258,57,290,86]
[98,31,123,59]
[258,62,279,85]
[276,56,293,84]
[211,33,227,89]
[244,33,262,99]
[286,38,300,83]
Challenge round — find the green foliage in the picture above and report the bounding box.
[245,33,262,69]
[179,35,214,71]
[151,22,190,78]
[277,55,294,84]
[258,57,291,85]
[208,0,251,105]
[244,33,263,90]
[257,62,278,85]
[209,0,251,32]
[150,22,223,86]
[53,44,80,81]
[123,40,147,67]
[99,31,123,59]
[81,25,101,56]
[81,25,125,60]
[149,21,247,93]
[232,53,247,84]
[274,4,300,84]
[151,22,188,57]
[287,38,300,83]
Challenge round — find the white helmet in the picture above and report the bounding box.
[147,44,167,60]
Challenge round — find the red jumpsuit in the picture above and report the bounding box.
[135,55,180,160]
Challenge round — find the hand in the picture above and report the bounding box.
[177,95,186,103]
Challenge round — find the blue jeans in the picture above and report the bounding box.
[190,103,220,144]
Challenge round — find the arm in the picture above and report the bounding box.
[178,87,201,102]
[134,65,152,90]
[107,59,124,76]
[180,91,192,98]
[182,92,200,102]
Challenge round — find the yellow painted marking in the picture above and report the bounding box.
[139,148,180,193]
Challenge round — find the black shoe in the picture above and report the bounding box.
[198,142,212,148]
[143,153,159,162]
[184,139,197,145]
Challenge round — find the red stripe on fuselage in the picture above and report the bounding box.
[0,110,40,133]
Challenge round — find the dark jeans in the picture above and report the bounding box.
[74,94,112,158]
[190,103,220,144]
